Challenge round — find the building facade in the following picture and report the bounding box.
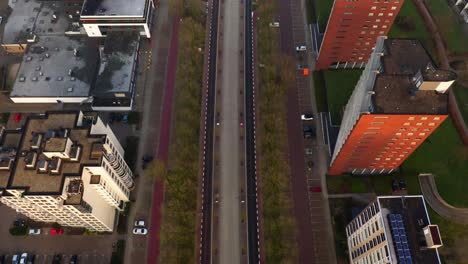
[329,37,456,175]
[346,196,442,264]
[80,0,155,38]
[315,0,404,70]
[0,112,134,232]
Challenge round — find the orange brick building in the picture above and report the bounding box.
[315,0,404,70]
[329,38,457,175]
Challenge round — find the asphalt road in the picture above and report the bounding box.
[217,0,243,260]
[199,0,219,261]
[244,1,261,263]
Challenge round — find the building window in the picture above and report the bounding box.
[382,25,388,28]
[373,25,378,28]
[344,12,353,15]
[391,6,397,10]
[434,117,440,120]
[388,12,394,16]
[416,122,423,126]
[379,31,385,34]
[371,6,377,10]
[403,122,410,126]
[376,19,381,22]
[369,12,374,16]
[378,13,384,16]
[419,133,426,136]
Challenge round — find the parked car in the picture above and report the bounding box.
[301,113,314,121]
[122,114,129,124]
[0,16,3,25]
[134,220,146,227]
[12,254,19,264]
[309,186,322,192]
[305,148,313,155]
[133,227,148,235]
[26,254,35,264]
[14,113,22,123]
[0,255,5,264]
[391,179,399,192]
[296,45,307,52]
[52,254,61,264]
[399,180,407,190]
[303,125,315,139]
[69,255,78,264]
[50,228,64,235]
[13,218,27,227]
[28,228,41,235]
[142,155,154,169]
[19,253,28,264]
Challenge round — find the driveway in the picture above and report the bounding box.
[419,174,468,224]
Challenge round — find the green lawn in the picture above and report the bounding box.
[453,84,468,124]
[401,118,468,207]
[428,208,468,263]
[425,0,468,55]
[323,69,362,125]
[314,0,334,32]
[388,0,436,60]
[313,71,328,112]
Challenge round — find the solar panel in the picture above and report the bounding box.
[388,214,413,264]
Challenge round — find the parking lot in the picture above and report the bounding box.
[0,206,118,263]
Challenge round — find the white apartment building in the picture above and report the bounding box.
[80,0,155,38]
[346,196,442,264]
[0,112,134,232]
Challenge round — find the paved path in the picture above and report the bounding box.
[419,174,468,224]
[278,0,337,261]
[215,0,244,261]
[123,0,174,263]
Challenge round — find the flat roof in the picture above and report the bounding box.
[81,0,148,17]
[0,131,22,189]
[378,196,440,264]
[93,32,139,96]
[10,35,99,98]
[372,39,452,114]
[2,0,82,44]
[8,112,105,193]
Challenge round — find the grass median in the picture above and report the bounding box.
[157,1,206,262]
[257,1,298,262]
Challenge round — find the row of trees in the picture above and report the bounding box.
[256,1,298,263]
[157,0,206,263]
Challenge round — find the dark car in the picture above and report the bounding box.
[26,254,35,264]
[0,255,5,264]
[142,155,154,170]
[399,180,407,190]
[13,218,27,227]
[69,255,78,264]
[392,179,399,191]
[303,125,315,139]
[52,254,61,264]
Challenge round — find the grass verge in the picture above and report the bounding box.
[323,69,362,125]
[313,71,327,112]
[425,0,468,55]
[157,2,206,263]
[453,83,468,124]
[257,1,298,262]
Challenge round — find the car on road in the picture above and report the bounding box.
[307,161,314,170]
[133,227,148,235]
[28,228,41,235]
[52,254,61,264]
[142,155,154,169]
[309,186,322,192]
[14,218,27,227]
[303,125,315,139]
[122,114,129,124]
[305,148,313,155]
[14,113,22,123]
[69,255,78,264]
[134,220,146,227]
[269,21,279,27]
[301,113,314,121]
[50,228,64,235]
[296,45,307,52]
[0,16,3,25]
[399,180,406,190]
